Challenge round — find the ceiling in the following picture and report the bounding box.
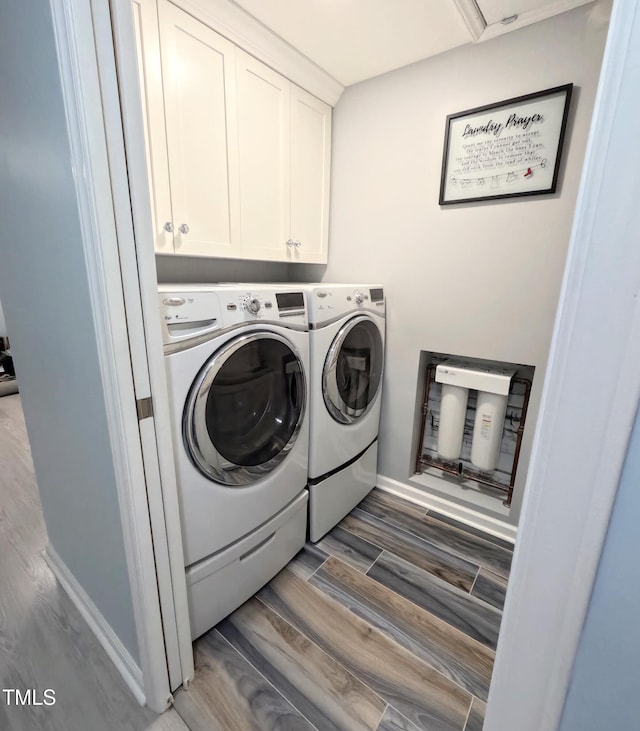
[230,0,597,87]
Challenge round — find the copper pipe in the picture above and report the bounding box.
[505,377,532,507]
[414,363,436,473]
[419,456,510,494]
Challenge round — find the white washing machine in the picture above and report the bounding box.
[159,284,310,638]
[304,284,386,541]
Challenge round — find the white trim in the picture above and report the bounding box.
[44,545,145,706]
[110,0,196,686]
[50,0,171,713]
[452,0,485,41]
[91,0,193,691]
[455,0,594,43]
[171,0,344,105]
[485,1,640,729]
[376,474,517,544]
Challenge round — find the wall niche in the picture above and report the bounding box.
[414,352,535,507]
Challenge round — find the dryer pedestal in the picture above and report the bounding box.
[308,440,378,542]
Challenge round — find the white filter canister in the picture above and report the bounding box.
[471,390,508,472]
[437,384,469,461]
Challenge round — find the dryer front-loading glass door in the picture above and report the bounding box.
[323,315,383,424]
[184,332,306,485]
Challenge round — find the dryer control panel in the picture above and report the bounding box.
[158,286,309,346]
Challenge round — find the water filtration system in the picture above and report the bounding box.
[416,355,533,507]
[435,362,516,471]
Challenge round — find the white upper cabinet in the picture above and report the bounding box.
[236,50,291,261]
[236,52,332,262]
[289,84,331,264]
[132,0,172,253]
[133,0,331,263]
[135,0,241,257]
[159,1,241,257]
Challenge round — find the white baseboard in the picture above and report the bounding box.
[43,544,146,705]
[376,474,518,544]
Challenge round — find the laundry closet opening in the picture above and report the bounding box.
[413,352,535,508]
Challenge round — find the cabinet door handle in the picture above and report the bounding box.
[178,223,190,235]
[294,240,301,248]
[286,239,294,247]
[163,221,174,233]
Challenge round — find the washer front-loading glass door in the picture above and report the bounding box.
[323,315,383,424]
[184,332,306,485]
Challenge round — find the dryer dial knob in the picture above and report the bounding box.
[245,297,261,315]
[354,292,365,305]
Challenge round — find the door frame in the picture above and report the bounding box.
[92,0,195,692]
[485,1,640,728]
[51,0,195,711]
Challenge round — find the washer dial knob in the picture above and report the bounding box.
[245,297,261,315]
[354,291,365,305]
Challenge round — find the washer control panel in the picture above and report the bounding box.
[158,286,309,346]
[243,296,261,315]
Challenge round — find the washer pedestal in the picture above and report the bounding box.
[186,491,308,640]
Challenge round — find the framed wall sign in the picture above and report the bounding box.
[439,84,573,205]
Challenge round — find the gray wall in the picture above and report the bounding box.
[0,295,6,339]
[156,254,288,284]
[307,3,610,525]
[0,1,139,661]
[559,406,640,730]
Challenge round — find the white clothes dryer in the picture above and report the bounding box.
[159,284,310,638]
[304,284,386,541]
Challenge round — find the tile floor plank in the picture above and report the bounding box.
[217,596,386,731]
[287,544,328,580]
[360,490,427,523]
[418,515,512,580]
[311,557,494,700]
[342,509,479,592]
[464,697,486,731]
[425,510,514,552]
[471,569,508,611]
[259,568,472,731]
[147,710,190,731]
[376,705,422,731]
[174,629,316,731]
[367,552,502,650]
[315,524,382,572]
[360,493,512,580]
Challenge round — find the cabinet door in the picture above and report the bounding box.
[132,0,174,253]
[236,49,290,262]
[158,0,241,257]
[289,85,331,264]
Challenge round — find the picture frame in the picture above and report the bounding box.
[439,84,573,205]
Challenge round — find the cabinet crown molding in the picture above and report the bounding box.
[171,0,344,106]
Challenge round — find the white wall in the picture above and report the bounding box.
[558,405,640,729]
[313,3,610,525]
[0,0,139,660]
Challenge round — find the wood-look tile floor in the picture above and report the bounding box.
[176,489,513,731]
[0,395,186,731]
